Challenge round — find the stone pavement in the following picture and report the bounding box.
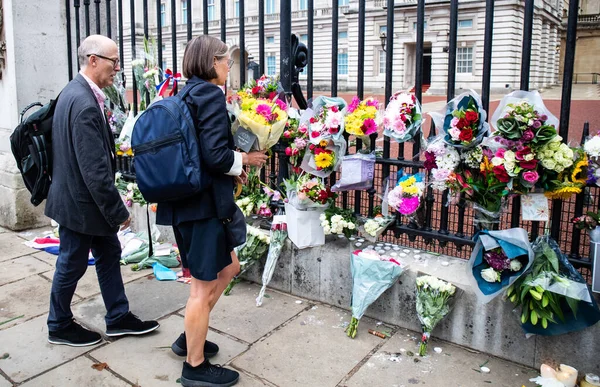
[0,226,540,387]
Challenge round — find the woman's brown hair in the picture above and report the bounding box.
[182,35,228,80]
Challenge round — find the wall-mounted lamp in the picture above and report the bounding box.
[380,32,387,52]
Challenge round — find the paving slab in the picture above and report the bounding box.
[71,276,189,332]
[343,328,538,387]
[232,304,382,387]
[0,275,57,330]
[14,227,54,241]
[41,264,154,299]
[91,315,250,386]
[0,255,53,286]
[0,315,101,383]
[19,356,130,387]
[30,251,57,266]
[209,281,308,344]
[0,226,9,234]
[0,233,38,262]
[0,377,10,387]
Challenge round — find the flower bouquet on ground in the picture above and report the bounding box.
[320,207,358,238]
[344,96,380,146]
[358,215,395,242]
[346,249,406,338]
[467,228,533,303]
[429,90,489,149]
[256,215,288,306]
[387,171,426,228]
[301,96,347,144]
[115,175,147,207]
[331,152,376,192]
[301,139,346,178]
[423,135,461,191]
[383,91,423,143]
[506,235,600,335]
[415,275,457,356]
[224,225,270,295]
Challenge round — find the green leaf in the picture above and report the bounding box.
[565,296,579,319]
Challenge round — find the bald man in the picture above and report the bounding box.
[45,35,159,346]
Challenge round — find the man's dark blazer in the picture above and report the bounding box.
[45,74,129,236]
[156,76,237,226]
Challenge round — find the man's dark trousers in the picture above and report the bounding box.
[47,226,129,331]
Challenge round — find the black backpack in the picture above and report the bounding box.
[10,98,59,206]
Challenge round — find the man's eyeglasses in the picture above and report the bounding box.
[87,53,120,69]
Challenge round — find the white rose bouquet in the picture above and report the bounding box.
[320,207,357,238]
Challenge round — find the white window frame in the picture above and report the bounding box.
[207,0,215,21]
[234,0,239,18]
[267,55,277,75]
[339,0,349,5]
[299,0,307,11]
[181,0,187,24]
[413,21,428,30]
[456,46,474,74]
[266,36,275,44]
[378,49,386,75]
[160,3,167,26]
[337,52,348,76]
[338,31,348,40]
[266,0,275,14]
[458,19,473,29]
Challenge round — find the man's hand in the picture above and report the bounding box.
[242,151,268,167]
[119,216,132,231]
[234,169,248,185]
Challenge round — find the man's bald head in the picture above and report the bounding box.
[78,35,117,68]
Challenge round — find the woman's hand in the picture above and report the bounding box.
[242,151,268,167]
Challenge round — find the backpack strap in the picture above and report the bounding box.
[146,203,154,257]
[177,82,204,101]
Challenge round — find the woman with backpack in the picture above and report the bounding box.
[155,35,267,387]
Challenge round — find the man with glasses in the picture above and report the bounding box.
[45,34,159,347]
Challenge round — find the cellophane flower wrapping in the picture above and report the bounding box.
[281,112,310,174]
[506,235,600,336]
[415,275,457,356]
[224,225,270,295]
[471,199,506,231]
[331,152,376,192]
[301,96,347,145]
[131,38,161,111]
[346,249,406,338]
[387,171,426,227]
[383,91,424,143]
[232,93,289,150]
[344,96,381,144]
[301,139,347,178]
[584,134,600,186]
[429,90,490,150]
[256,215,288,306]
[467,228,533,303]
[358,215,396,242]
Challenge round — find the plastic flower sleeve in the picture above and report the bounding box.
[507,235,600,336]
[467,228,534,303]
[301,96,347,145]
[471,200,507,231]
[256,215,288,306]
[383,91,424,143]
[331,152,376,192]
[346,250,406,338]
[429,89,490,150]
[490,90,559,133]
[300,138,347,178]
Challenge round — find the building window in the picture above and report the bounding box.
[413,21,428,30]
[181,0,187,23]
[379,50,386,75]
[338,31,348,39]
[234,0,239,18]
[266,0,275,14]
[162,45,167,70]
[339,0,349,5]
[299,0,307,10]
[160,3,166,26]
[300,34,308,44]
[379,25,387,35]
[267,55,277,75]
[458,19,473,28]
[207,0,214,21]
[266,36,275,44]
[338,52,348,75]
[457,46,473,73]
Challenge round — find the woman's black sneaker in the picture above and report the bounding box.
[48,321,102,347]
[172,332,219,358]
[105,312,160,337]
[181,360,239,387]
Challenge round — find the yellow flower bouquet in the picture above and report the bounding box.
[344,96,381,144]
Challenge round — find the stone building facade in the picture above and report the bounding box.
[121,0,563,95]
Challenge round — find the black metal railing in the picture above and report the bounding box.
[64,0,594,274]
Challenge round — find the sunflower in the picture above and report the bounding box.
[314,152,334,170]
[544,184,582,200]
[571,154,588,185]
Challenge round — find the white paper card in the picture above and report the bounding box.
[521,194,549,221]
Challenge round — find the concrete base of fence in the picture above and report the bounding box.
[127,202,600,375]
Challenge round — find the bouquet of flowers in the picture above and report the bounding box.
[301,96,347,144]
[383,91,423,143]
[282,119,309,174]
[234,93,289,150]
[359,215,395,242]
[423,135,461,191]
[301,139,346,178]
[115,174,146,207]
[319,207,357,238]
[346,249,406,338]
[506,235,600,335]
[543,146,588,200]
[103,70,129,135]
[235,168,272,217]
[583,132,600,185]
[242,75,282,99]
[415,275,457,356]
[131,38,161,111]
[467,228,533,303]
[256,216,288,306]
[224,225,270,295]
[429,90,489,149]
[387,172,425,227]
[573,210,600,230]
[344,96,380,145]
[295,175,336,207]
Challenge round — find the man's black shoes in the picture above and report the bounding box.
[105,312,160,337]
[48,321,102,347]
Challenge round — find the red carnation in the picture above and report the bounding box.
[459,129,474,142]
[251,86,261,95]
[465,111,478,123]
